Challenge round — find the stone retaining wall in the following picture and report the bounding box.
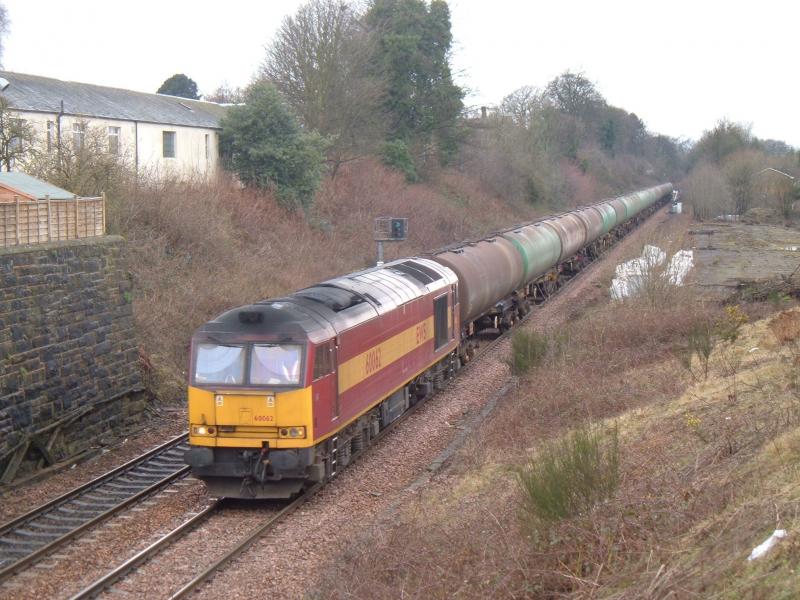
[0,236,146,482]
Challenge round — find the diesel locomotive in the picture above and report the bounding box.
[184,183,673,498]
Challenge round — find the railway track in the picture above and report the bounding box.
[0,433,190,582]
[70,359,454,599]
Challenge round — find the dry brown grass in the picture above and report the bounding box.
[770,310,800,344]
[312,284,719,599]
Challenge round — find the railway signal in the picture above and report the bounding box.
[374,217,408,265]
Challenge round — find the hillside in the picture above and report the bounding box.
[309,218,800,598]
[114,161,541,401]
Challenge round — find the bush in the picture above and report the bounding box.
[508,330,548,375]
[684,321,716,379]
[517,425,619,523]
[220,82,328,210]
[380,139,417,183]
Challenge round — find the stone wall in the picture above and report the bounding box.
[0,236,146,482]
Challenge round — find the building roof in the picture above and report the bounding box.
[0,172,76,200]
[0,71,228,129]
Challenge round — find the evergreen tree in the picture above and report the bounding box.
[220,82,328,210]
[157,74,200,100]
[366,0,463,166]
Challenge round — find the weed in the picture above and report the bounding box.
[769,310,800,344]
[767,290,792,307]
[507,330,548,376]
[517,425,619,523]
[719,304,749,342]
[686,321,716,379]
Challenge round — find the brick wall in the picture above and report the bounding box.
[0,236,146,481]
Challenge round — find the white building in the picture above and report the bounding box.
[0,71,227,178]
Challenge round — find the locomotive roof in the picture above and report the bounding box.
[194,258,457,343]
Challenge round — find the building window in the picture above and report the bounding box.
[46,121,55,152]
[72,122,85,150]
[107,126,120,155]
[162,131,176,158]
[204,133,210,161]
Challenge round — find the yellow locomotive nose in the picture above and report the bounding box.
[188,386,314,449]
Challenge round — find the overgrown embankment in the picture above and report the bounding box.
[312,273,800,597]
[110,162,537,401]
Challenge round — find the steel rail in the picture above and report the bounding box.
[168,486,322,600]
[68,499,224,600]
[81,364,439,599]
[0,433,187,537]
[0,433,190,581]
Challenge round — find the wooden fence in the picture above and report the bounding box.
[0,194,106,248]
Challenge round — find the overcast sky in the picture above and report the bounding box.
[3,0,798,146]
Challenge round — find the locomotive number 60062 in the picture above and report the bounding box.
[365,348,382,376]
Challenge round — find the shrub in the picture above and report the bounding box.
[508,330,548,375]
[380,139,418,182]
[220,82,328,210]
[517,425,619,523]
[685,321,716,379]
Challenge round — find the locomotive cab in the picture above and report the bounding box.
[184,301,336,499]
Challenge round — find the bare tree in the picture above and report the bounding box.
[753,162,798,218]
[689,119,753,167]
[724,149,761,214]
[500,86,544,129]
[260,0,384,170]
[25,121,134,197]
[544,71,605,120]
[204,83,244,104]
[682,162,732,221]
[0,3,8,67]
[0,97,37,171]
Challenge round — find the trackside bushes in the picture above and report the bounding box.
[508,330,548,376]
[517,425,619,523]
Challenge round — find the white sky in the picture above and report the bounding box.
[3,0,799,146]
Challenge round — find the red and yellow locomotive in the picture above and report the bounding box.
[184,258,459,498]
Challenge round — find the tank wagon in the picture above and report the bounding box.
[184,183,672,498]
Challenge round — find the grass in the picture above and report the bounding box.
[507,330,548,376]
[517,425,619,523]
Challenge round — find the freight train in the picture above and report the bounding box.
[184,183,673,498]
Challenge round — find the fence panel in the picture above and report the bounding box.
[0,196,105,248]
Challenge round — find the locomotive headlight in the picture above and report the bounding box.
[279,427,306,439]
[192,425,216,436]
